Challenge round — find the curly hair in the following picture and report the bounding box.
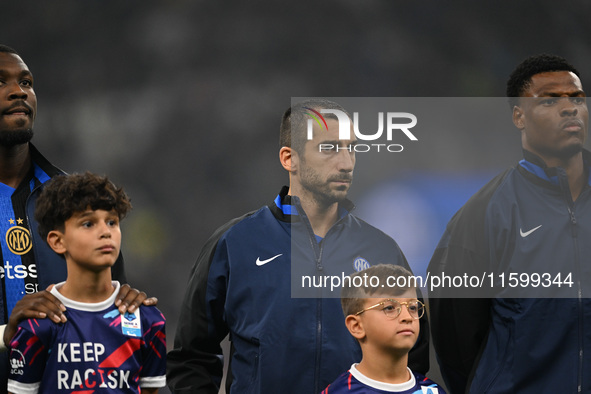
[35,172,132,240]
[506,53,580,109]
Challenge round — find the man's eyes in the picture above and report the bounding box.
[0,79,33,87]
[540,97,586,105]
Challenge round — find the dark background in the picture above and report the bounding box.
[4,1,591,392]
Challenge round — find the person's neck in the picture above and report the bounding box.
[59,264,114,303]
[0,143,31,188]
[289,188,340,238]
[356,348,410,384]
[542,152,586,201]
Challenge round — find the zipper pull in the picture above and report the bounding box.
[568,207,578,237]
[557,167,578,235]
[569,208,578,225]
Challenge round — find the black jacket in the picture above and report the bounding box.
[429,150,591,393]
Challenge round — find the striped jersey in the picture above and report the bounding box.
[0,162,50,319]
[7,281,166,393]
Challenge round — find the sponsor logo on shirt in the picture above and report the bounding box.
[121,310,142,337]
[0,261,38,293]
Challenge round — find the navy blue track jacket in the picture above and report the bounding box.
[167,187,429,394]
[428,150,591,394]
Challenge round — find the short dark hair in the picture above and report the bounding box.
[340,264,416,317]
[35,172,132,240]
[279,99,350,155]
[506,53,580,108]
[0,44,19,56]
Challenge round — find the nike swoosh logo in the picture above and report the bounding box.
[520,225,542,238]
[256,254,283,266]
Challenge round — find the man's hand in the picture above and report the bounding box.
[4,286,66,346]
[115,284,158,314]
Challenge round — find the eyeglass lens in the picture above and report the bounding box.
[383,300,424,319]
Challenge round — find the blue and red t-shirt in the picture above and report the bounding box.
[7,281,166,393]
[321,364,446,394]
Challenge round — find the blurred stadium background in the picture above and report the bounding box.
[4,1,591,392]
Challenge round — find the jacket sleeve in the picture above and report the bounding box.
[428,242,491,394]
[427,171,507,394]
[167,217,243,394]
[401,252,430,375]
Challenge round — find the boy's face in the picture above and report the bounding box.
[355,289,420,355]
[48,208,121,270]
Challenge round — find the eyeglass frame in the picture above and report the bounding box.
[354,299,425,320]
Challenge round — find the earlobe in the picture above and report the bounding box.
[47,230,66,255]
[345,315,365,340]
[513,106,525,130]
[279,147,297,172]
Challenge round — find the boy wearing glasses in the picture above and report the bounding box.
[321,264,445,394]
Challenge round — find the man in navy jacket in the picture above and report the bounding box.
[428,54,591,393]
[167,99,429,393]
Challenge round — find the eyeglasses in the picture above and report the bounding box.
[355,299,425,320]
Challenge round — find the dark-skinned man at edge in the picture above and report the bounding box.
[428,54,591,393]
[0,44,157,391]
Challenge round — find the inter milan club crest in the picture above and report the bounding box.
[6,218,32,255]
[353,257,370,272]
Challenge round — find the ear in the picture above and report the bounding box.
[512,105,525,130]
[47,230,67,255]
[279,146,297,173]
[345,315,366,340]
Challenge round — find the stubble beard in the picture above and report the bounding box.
[0,127,34,147]
[536,139,585,163]
[300,167,350,209]
[558,141,584,160]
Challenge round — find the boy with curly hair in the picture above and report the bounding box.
[7,172,166,393]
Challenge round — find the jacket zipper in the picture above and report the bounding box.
[294,199,347,393]
[558,169,583,394]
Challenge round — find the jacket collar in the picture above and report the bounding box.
[269,186,355,222]
[30,143,65,178]
[519,149,591,187]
